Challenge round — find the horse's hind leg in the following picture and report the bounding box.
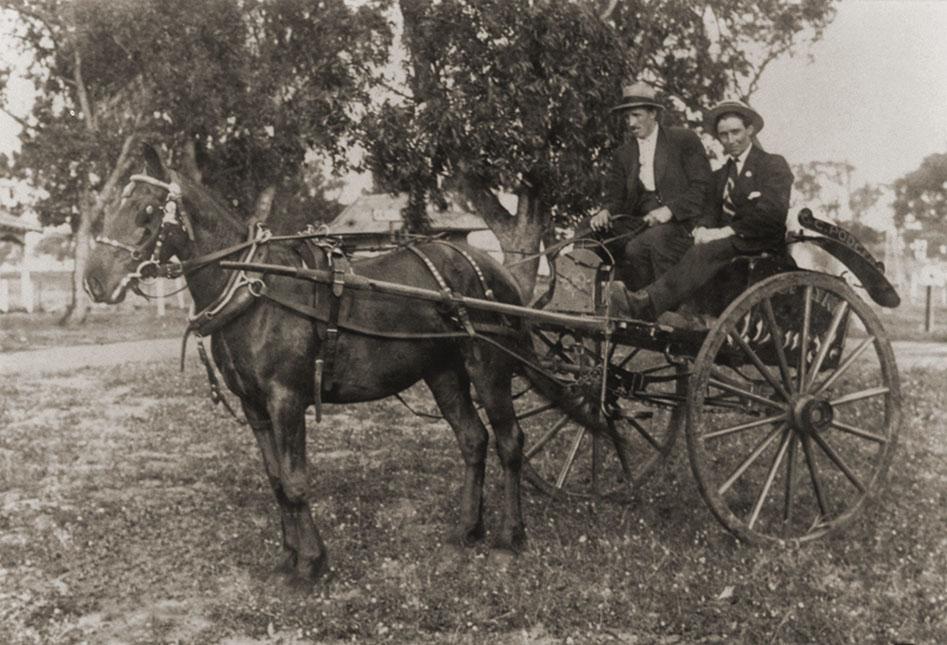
[425,367,488,545]
[467,354,526,552]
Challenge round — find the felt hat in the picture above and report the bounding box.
[704,100,765,134]
[611,81,664,112]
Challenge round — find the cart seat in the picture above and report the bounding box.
[683,248,797,318]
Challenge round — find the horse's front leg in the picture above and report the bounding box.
[268,386,329,585]
[244,405,299,576]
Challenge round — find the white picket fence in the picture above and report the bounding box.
[0,266,190,314]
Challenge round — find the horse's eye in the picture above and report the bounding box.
[135,204,156,227]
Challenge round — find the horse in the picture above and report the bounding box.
[84,145,543,587]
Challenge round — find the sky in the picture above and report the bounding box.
[2,0,946,197]
[751,0,947,188]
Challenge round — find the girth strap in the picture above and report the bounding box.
[427,240,495,300]
[406,244,478,339]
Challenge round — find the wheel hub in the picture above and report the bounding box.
[791,395,833,434]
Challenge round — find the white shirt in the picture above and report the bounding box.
[731,143,753,175]
[637,126,660,191]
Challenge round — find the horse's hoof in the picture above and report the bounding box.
[285,573,317,593]
[298,553,330,582]
[494,529,527,554]
[459,525,485,547]
[274,551,297,576]
[486,549,516,571]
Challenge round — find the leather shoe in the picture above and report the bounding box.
[607,283,656,321]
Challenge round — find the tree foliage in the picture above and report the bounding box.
[892,152,947,229]
[792,159,854,220]
[3,0,390,224]
[0,0,390,320]
[363,0,836,291]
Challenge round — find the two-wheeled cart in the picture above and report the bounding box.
[224,209,902,546]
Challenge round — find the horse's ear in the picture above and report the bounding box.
[141,144,167,180]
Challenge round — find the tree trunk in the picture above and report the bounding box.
[60,192,95,325]
[60,133,140,325]
[455,175,548,299]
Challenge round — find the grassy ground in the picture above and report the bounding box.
[875,299,947,342]
[2,294,944,353]
[0,308,188,352]
[0,359,944,644]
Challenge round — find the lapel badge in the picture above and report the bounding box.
[744,170,752,178]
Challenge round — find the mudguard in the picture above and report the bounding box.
[794,209,901,308]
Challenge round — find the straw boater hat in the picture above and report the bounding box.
[611,81,664,112]
[704,99,765,134]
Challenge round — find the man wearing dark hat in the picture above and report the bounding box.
[589,81,711,291]
[608,99,794,321]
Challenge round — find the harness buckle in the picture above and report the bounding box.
[332,268,346,297]
[136,259,161,283]
[247,277,266,298]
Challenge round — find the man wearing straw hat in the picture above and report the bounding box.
[588,81,711,291]
[608,99,793,321]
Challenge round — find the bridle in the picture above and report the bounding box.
[94,173,195,290]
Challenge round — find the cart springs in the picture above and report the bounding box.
[727,311,840,367]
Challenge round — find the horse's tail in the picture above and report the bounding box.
[464,248,608,434]
[513,335,608,435]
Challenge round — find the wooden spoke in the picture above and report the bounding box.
[830,419,888,444]
[703,413,787,441]
[747,428,792,530]
[761,297,796,395]
[811,432,867,493]
[783,434,799,522]
[814,336,875,395]
[727,326,791,401]
[555,427,587,489]
[805,300,851,390]
[718,424,784,495]
[798,285,813,390]
[516,401,559,422]
[800,435,828,517]
[685,272,900,545]
[830,386,889,407]
[525,414,571,459]
[625,415,661,450]
[615,348,641,370]
[708,377,786,411]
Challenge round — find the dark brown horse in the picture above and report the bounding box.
[84,145,540,587]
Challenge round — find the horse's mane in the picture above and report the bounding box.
[174,172,249,240]
[176,174,329,238]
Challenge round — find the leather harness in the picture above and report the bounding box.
[184,227,505,422]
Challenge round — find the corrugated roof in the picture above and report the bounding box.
[327,193,488,236]
[0,212,41,234]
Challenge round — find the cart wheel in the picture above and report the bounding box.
[686,272,900,544]
[515,327,685,499]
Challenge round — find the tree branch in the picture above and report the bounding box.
[0,105,36,135]
[599,0,620,21]
[451,172,511,231]
[74,49,96,131]
[180,138,203,184]
[93,132,140,218]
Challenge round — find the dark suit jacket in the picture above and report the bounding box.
[603,126,711,227]
[699,145,793,251]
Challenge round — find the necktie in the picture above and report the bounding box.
[722,158,737,217]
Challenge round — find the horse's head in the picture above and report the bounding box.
[85,144,194,303]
